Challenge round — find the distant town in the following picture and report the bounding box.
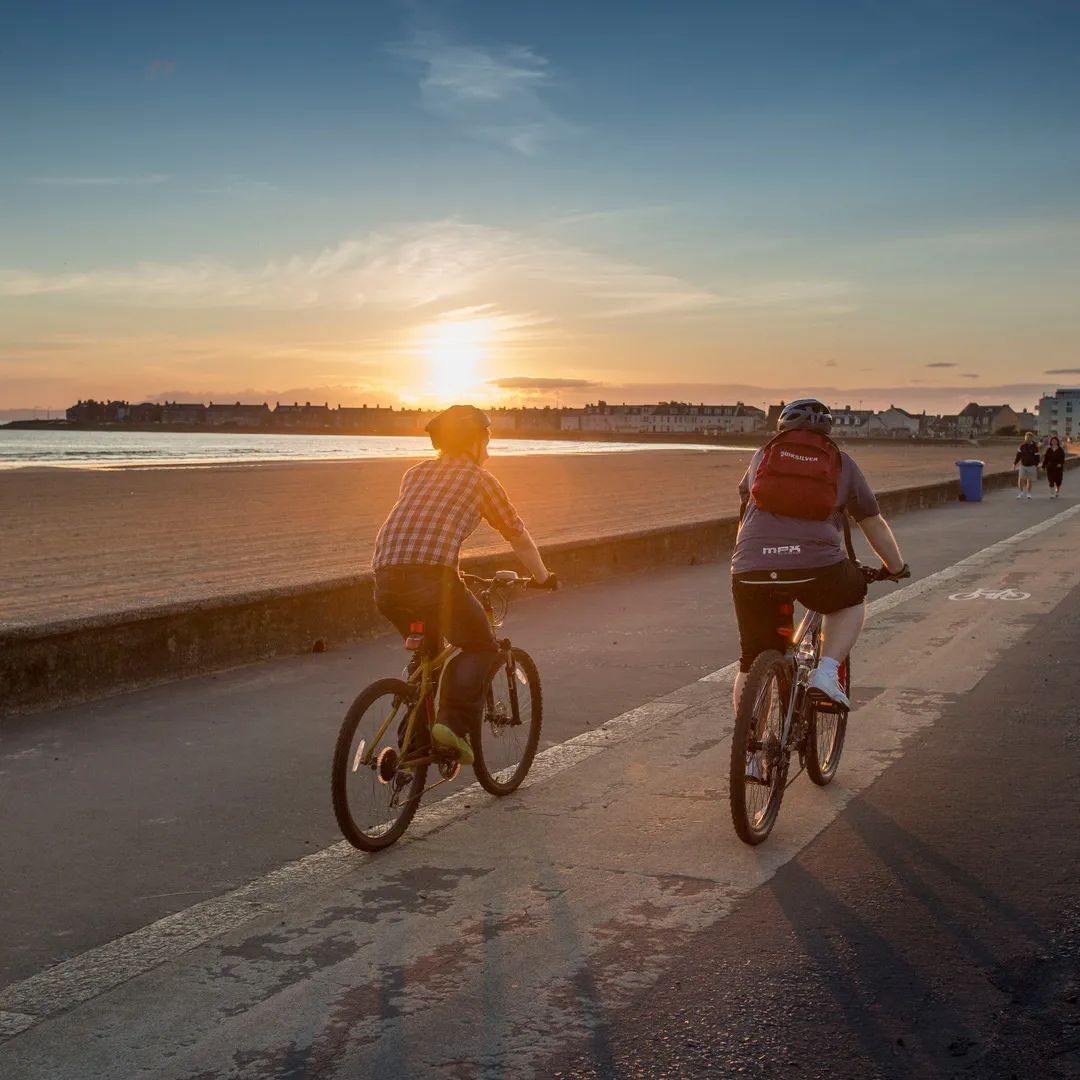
[8,389,1080,440]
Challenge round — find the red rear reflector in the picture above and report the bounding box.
[409,622,425,633]
[777,626,793,637]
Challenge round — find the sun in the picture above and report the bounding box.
[420,318,494,405]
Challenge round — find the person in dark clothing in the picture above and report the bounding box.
[1014,432,1041,499]
[1043,436,1066,498]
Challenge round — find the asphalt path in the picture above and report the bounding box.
[545,582,1080,1080]
[1,485,1078,1079]
[1,485,1064,985]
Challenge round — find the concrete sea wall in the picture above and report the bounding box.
[2,461,1073,717]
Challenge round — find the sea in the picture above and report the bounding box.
[0,428,747,469]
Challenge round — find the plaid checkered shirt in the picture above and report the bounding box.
[372,456,526,570]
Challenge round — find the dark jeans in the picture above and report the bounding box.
[374,565,499,737]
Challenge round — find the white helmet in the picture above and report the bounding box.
[778,398,833,435]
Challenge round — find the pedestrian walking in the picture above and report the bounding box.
[1043,436,1066,498]
[1014,432,1040,499]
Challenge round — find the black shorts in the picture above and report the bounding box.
[731,560,868,673]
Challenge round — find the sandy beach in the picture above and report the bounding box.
[1,444,1012,628]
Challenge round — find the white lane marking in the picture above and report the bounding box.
[3,500,1078,1035]
[948,588,1031,601]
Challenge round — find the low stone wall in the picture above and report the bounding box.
[2,460,1072,717]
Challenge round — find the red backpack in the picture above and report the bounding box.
[750,429,842,521]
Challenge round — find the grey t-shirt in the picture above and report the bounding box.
[732,449,880,573]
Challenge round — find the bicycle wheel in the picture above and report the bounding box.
[332,678,429,851]
[730,650,791,845]
[472,647,542,795]
[806,656,850,786]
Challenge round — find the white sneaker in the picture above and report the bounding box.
[808,667,852,709]
[1017,492,1024,499]
[1026,493,1033,499]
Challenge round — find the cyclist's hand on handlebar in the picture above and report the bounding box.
[881,563,911,582]
[528,572,560,591]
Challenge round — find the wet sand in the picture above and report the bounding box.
[1,444,1007,627]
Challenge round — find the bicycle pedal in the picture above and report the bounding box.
[807,689,846,713]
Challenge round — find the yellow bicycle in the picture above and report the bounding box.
[332,571,544,851]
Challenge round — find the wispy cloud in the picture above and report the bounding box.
[0,219,854,321]
[145,59,176,79]
[26,174,169,187]
[925,362,957,368]
[493,376,599,390]
[394,27,574,154]
[1045,368,1080,374]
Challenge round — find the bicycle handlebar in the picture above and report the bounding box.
[860,562,911,585]
[462,571,560,592]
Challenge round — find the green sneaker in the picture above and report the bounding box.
[430,724,474,766]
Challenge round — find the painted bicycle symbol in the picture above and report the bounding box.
[948,587,1031,601]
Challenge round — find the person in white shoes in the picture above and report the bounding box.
[1014,432,1040,498]
[731,399,907,709]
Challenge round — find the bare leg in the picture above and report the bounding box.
[821,603,865,663]
[733,670,747,712]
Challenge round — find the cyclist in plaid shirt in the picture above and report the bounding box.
[373,405,556,764]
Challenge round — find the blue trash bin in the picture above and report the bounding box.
[956,459,985,502]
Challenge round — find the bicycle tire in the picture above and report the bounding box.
[472,647,542,796]
[730,650,791,845]
[332,678,429,851]
[806,656,850,787]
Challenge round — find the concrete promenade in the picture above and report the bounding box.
[2,486,1079,1077]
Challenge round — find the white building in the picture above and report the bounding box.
[561,401,766,435]
[831,406,874,437]
[1036,390,1080,440]
[561,403,651,433]
[645,403,766,435]
[873,406,921,437]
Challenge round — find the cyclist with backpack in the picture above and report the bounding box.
[731,399,907,709]
[372,405,556,765]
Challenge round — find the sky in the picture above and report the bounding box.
[3,0,1080,415]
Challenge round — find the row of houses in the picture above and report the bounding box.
[67,400,425,433]
[561,400,1040,439]
[560,401,767,435]
[65,396,1055,439]
[64,399,574,435]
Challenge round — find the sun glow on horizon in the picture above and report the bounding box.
[417,316,501,406]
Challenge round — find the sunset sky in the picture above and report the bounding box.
[3,0,1079,415]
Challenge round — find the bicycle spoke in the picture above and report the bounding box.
[332,681,429,850]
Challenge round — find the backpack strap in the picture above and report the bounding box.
[842,511,857,562]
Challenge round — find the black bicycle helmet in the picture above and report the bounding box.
[778,398,833,435]
[425,404,492,453]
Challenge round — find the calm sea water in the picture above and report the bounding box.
[0,428,745,469]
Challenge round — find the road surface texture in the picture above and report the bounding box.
[1,486,1078,1078]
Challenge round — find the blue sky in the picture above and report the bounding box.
[2,0,1079,411]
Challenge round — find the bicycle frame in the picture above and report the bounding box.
[777,608,825,756]
[357,643,457,773]
[362,575,521,772]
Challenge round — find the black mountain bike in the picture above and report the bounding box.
[729,562,911,845]
[332,571,545,851]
